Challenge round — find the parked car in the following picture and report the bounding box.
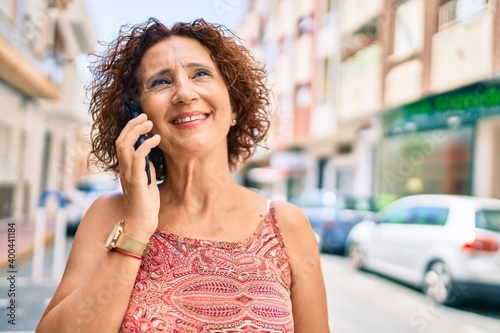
[291,189,377,254]
[66,175,121,235]
[346,194,500,305]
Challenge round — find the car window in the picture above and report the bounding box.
[411,207,448,226]
[475,210,500,232]
[380,206,414,224]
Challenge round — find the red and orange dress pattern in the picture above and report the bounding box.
[120,203,294,332]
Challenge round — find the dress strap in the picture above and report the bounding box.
[264,199,289,262]
[266,199,272,214]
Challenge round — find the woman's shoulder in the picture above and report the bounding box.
[271,200,309,228]
[94,190,124,204]
[271,200,319,259]
[86,191,124,216]
[76,191,125,238]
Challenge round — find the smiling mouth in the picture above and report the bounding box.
[172,114,209,125]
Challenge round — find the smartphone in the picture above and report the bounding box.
[124,100,152,185]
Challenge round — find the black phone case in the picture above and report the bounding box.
[124,100,152,184]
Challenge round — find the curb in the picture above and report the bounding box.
[0,232,54,270]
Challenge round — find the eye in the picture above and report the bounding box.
[193,69,212,78]
[150,78,171,88]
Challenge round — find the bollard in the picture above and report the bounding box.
[52,204,67,281]
[32,190,67,284]
[32,206,47,284]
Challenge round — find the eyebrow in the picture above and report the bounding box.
[144,62,214,85]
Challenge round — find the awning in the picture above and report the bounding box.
[383,79,500,136]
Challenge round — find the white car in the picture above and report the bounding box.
[346,194,500,305]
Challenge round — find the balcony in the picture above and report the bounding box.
[385,59,423,107]
[0,0,94,101]
[339,0,384,36]
[339,44,383,123]
[0,35,61,99]
[430,1,495,93]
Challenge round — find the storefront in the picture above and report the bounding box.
[378,79,500,201]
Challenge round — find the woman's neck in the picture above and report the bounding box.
[159,157,236,210]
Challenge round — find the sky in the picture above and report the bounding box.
[84,0,251,45]
[77,0,250,80]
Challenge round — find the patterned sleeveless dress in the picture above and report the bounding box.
[120,201,294,332]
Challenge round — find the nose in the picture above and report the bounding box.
[171,76,199,104]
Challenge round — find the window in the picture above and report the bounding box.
[381,206,414,224]
[381,206,448,225]
[411,207,449,225]
[295,84,311,107]
[438,0,490,30]
[457,0,488,22]
[298,16,313,36]
[379,126,473,197]
[393,0,424,57]
[476,210,500,232]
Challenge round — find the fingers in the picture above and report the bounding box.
[115,113,161,184]
[129,134,160,184]
[135,133,160,154]
[116,113,152,150]
[148,159,157,184]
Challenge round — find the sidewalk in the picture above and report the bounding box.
[0,216,71,332]
[0,216,54,270]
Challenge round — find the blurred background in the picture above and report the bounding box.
[1,0,499,245]
[1,0,500,332]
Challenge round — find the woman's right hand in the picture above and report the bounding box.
[115,113,161,242]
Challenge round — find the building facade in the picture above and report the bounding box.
[341,0,500,204]
[237,0,333,200]
[238,0,500,204]
[0,0,95,220]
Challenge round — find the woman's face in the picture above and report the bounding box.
[138,36,235,162]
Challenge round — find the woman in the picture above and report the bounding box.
[36,18,329,332]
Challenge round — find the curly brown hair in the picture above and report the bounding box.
[88,18,271,181]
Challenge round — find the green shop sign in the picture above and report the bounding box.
[383,80,500,136]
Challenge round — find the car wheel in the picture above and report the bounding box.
[423,262,459,306]
[349,243,365,270]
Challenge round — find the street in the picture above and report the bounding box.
[322,254,500,333]
[0,235,71,332]
[1,241,500,332]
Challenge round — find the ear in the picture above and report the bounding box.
[231,111,237,126]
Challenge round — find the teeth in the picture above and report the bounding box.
[173,114,208,125]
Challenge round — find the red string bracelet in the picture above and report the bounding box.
[113,249,142,260]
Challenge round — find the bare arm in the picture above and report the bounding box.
[36,114,161,332]
[35,193,147,332]
[275,201,330,333]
